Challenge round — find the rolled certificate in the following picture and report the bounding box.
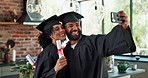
[56,36,69,58]
[62,35,69,47]
[26,54,35,68]
[56,40,64,58]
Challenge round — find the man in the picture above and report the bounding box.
[59,11,136,78]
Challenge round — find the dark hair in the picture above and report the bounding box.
[38,33,52,49]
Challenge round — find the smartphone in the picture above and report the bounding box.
[111,12,123,23]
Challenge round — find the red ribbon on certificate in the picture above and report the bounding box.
[26,54,36,68]
[32,62,36,67]
[57,46,65,55]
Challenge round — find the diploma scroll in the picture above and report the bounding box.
[26,54,36,68]
[56,36,69,58]
[62,36,69,47]
[56,40,64,58]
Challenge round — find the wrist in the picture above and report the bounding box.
[54,67,58,74]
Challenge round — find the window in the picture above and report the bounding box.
[103,0,148,56]
[80,0,103,35]
[80,0,148,56]
[103,0,130,34]
[132,0,148,56]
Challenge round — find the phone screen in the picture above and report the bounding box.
[111,12,123,23]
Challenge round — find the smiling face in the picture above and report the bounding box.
[51,24,66,40]
[64,22,82,41]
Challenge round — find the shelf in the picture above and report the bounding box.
[0,22,20,24]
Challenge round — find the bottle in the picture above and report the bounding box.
[12,49,16,61]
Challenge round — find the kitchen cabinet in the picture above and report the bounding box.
[0,66,18,77]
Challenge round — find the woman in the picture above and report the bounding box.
[33,15,68,78]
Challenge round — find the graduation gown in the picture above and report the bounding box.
[33,44,69,78]
[63,25,136,78]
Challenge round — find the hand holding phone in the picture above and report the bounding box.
[111,12,123,23]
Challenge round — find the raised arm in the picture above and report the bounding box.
[104,11,136,56]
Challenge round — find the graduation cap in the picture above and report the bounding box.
[59,11,84,24]
[36,15,62,47]
[36,15,62,36]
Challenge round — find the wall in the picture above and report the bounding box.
[0,24,41,58]
[0,0,24,22]
[0,0,41,59]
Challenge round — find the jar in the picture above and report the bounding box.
[4,52,11,63]
[106,55,114,72]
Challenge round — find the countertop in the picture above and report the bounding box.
[109,66,145,78]
[0,57,146,78]
[0,65,145,78]
[0,62,26,67]
[114,55,148,63]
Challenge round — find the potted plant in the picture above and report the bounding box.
[0,40,15,63]
[11,62,34,78]
[117,61,130,73]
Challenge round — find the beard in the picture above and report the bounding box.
[66,30,82,41]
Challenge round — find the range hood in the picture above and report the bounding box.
[23,0,43,25]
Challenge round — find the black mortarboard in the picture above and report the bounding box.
[59,11,84,24]
[36,15,62,36]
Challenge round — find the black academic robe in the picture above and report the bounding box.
[33,44,69,78]
[63,25,136,78]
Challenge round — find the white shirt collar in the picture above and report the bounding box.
[70,43,77,49]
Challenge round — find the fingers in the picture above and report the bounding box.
[117,11,129,30]
[58,56,67,63]
[54,56,67,73]
[58,61,67,68]
[118,16,128,22]
[117,11,128,20]
[58,56,67,67]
